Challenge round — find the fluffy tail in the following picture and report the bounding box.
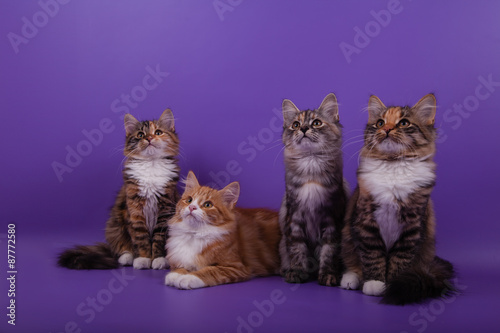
[58,243,119,269]
[382,256,455,305]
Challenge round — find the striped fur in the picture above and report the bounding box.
[165,171,281,289]
[58,110,180,270]
[341,94,455,304]
[279,93,347,286]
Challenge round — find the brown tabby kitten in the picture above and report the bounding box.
[58,110,180,270]
[164,171,281,289]
[340,94,455,305]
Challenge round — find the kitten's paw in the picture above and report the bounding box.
[165,272,183,286]
[283,269,309,284]
[362,280,386,296]
[177,274,206,290]
[118,252,133,266]
[318,273,338,287]
[152,257,169,270]
[340,271,360,290]
[133,257,151,270]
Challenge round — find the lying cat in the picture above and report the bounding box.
[164,171,281,289]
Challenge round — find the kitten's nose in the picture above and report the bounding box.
[146,135,153,142]
[383,125,394,134]
[189,205,197,212]
[301,127,309,134]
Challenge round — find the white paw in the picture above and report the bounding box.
[164,272,205,289]
[118,252,133,266]
[362,280,386,296]
[152,257,169,270]
[165,272,182,286]
[133,257,151,270]
[177,274,206,290]
[340,271,360,290]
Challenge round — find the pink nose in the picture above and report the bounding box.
[146,135,153,142]
[382,125,394,134]
[189,205,197,213]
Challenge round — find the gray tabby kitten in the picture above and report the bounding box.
[279,93,347,286]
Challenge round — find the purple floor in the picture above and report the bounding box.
[2,229,498,333]
[2,1,500,332]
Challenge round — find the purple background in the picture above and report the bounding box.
[1,1,500,332]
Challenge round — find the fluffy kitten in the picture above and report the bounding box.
[340,94,455,305]
[164,171,281,289]
[58,110,180,270]
[279,93,347,286]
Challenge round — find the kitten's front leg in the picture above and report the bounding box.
[318,216,342,286]
[353,203,388,296]
[387,203,425,281]
[151,219,168,270]
[189,264,250,289]
[152,192,177,270]
[282,212,312,283]
[127,198,153,269]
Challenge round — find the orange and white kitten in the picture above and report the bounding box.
[164,171,281,289]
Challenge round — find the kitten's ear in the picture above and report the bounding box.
[219,182,240,208]
[159,109,175,131]
[367,95,386,123]
[184,171,200,193]
[318,93,339,122]
[412,94,437,125]
[282,99,300,126]
[124,114,140,135]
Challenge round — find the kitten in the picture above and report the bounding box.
[340,94,455,305]
[164,171,281,289]
[279,93,347,286]
[58,110,180,270]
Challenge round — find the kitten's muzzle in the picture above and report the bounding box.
[382,125,395,135]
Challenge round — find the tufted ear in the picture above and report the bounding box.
[184,171,200,193]
[219,181,240,208]
[367,95,386,124]
[158,109,175,131]
[124,114,140,135]
[282,99,300,126]
[412,94,437,125]
[318,93,339,122]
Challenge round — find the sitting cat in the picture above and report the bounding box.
[279,93,347,286]
[58,110,180,270]
[340,94,455,304]
[164,171,281,289]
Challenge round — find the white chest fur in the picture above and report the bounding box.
[296,182,328,242]
[125,159,177,233]
[297,182,328,205]
[167,221,228,271]
[359,157,435,249]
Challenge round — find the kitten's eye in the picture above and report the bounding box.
[203,201,213,208]
[292,121,300,130]
[398,119,410,128]
[137,132,145,138]
[312,119,322,127]
[376,120,385,128]
[186,197,193,204]
[154,129,163,135]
